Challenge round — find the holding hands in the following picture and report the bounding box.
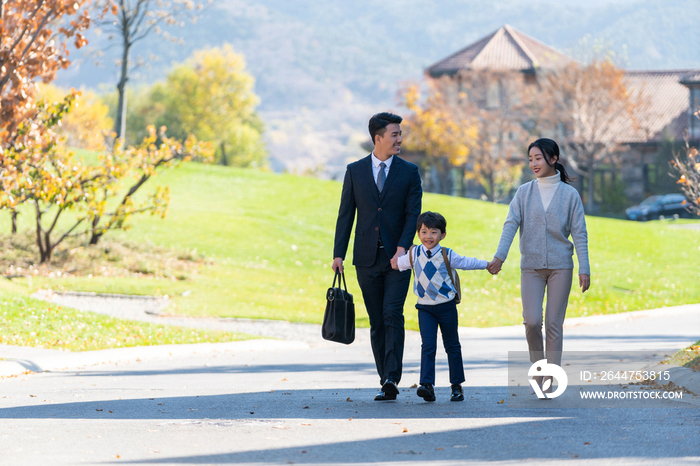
[486,257,503,275]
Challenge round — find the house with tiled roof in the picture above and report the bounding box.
[427,24,573,76]
[425,25,700,207]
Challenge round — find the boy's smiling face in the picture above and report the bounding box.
[418,223,446,251]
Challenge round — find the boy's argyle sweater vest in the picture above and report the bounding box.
[412,245,456,305]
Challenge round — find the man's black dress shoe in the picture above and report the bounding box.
[450,384,464,402]
[374,390,397,401]
[381,380,399,397]
[417,383,436,402]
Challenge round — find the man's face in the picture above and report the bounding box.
[375,123,402,156]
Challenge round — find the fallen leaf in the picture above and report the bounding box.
[436,447,444,450]
[109,410,113,413]
[402,428,409,433]
[300,423,312,426]
[249,412,254,414]
[410,384,418,388]
[497,399,505,404]
[584,442,591,445]
[96,409,103,411]
[302,406,310,409]
[29,395,36,397]
[346,397,352,402]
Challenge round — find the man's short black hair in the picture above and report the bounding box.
[369,112,402,145]
[417,211,447,234]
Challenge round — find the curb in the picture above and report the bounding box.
[0,339,309,378]
[642,362,700,395]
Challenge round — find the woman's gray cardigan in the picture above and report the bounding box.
[495,180,590,275]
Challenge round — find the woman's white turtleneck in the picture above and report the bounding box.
[536,171,561,211]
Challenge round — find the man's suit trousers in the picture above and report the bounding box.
[355,247,411,384]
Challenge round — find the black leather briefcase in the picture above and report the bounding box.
[322,271,355,344]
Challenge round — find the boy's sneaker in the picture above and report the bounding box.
[417,383,436,402]
[450,384,464,402]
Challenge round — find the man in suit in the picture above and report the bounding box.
[332,112,422,401]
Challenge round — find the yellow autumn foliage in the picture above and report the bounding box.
[37,84,113,151]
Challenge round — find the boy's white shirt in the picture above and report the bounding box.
[397,245,487,273]
[398,244,487,305]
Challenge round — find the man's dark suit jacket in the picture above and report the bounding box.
[334,154,422,267]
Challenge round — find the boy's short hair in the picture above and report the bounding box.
[417,211,447,234]
[369,112,402,145]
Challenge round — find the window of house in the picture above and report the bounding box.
[486,81,501,109]
[692,88,700,138]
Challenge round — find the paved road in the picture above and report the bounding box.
[1,303,699,465]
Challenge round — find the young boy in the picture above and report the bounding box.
[394,211,496,402]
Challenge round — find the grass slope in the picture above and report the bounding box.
[0,289,253,352]
[5,162,700,331]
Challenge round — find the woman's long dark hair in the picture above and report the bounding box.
[527,138,573,184]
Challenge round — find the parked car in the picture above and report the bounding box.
[625,194,693,221]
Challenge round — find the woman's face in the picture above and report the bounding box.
[529,146,558,179]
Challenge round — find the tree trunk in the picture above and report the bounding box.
[114,35,131,143]
[89,216,102,245]
[220,141,228,166]
[439,158,452,195]
[11,209,18,234]
[42,231,53,263]
[586,152,595,212]
[35,202,51,263]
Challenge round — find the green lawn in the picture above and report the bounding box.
[0,284,253,352]
[4,162,700,332]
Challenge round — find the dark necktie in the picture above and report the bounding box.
[377,162,387,192]
[426,249,432,258]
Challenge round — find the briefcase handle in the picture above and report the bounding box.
[332,270,348,291]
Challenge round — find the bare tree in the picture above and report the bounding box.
[672,137,700,216]
[92,0,207,142]
[539,60,646,211]
[403,70,534,201]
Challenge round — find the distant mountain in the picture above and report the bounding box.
[56,0,700,178]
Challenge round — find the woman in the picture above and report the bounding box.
[487,138,590,394]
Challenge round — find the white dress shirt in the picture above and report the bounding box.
[396,244,487,272]
[371,152,393,186]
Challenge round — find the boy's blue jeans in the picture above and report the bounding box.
[416,299,465,385]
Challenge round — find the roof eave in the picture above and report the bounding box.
[425,67,539,78]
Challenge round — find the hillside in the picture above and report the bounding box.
[5,163,700,331]
[54,0,700,177]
